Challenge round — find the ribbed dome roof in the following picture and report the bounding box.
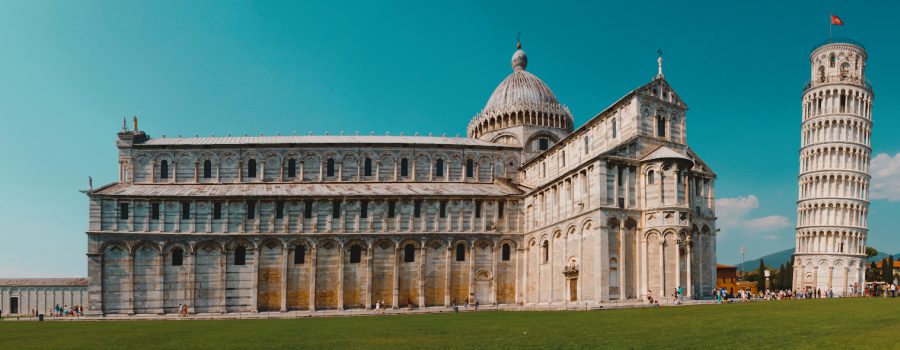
[479,46,564,116]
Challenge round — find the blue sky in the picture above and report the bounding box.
[1,1,898,277]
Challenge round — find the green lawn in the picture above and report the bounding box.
[2,298,898,349]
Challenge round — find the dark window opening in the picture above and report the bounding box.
[234,246,246,265]
[332,200,341,218]
[413,200,422,218]
[618,167,624,186]
[150,203,160,220]
[349,245,362,264]
[657,116,666,137]
[498,201,505,218]
[475,200,482,218]
[160,160,169,179]
[388,201,396,218]
[466,159,474,178]
[275,201,284,219]
[171,248,183,266]
[326,158,335,177]
[294,245,306,264]
[119,202,129,220]
[648,170,655,184]
[203,160,212,178]
[304,200,313,219]
[404,244,415,263]
[364,158,373,176]
[538,138,549,151]
[400,158,408,177]
[360,200,369,218]
[247,159,257,178]
[542,241,549,263]
[247,200,256,219]
[287,158,296,178]
[181,202,190,220]
[456,243,466,262]
[502,244,511,261]
[439,200,447,218]
[213,202,222,220]
[435,159,444,177]
[612,119,618,138]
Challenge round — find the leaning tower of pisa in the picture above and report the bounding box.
[794,39,873,296]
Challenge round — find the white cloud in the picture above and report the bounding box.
[871,153,900,201]
[715,195,792,234]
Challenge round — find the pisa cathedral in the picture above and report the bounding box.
[793,39,873,295]
[83,43,718,316]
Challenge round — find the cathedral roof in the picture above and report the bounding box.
[136,135,516,148]
[641,146,692,163]
[0,278,88,287]
[91,182,523,198]
[478,44,567,118]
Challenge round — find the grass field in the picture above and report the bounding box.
[2,298,898,349]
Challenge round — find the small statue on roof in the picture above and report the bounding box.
[133,115,138,131]
[89,176,93,190]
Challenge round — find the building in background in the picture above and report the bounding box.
[793,39,873,295]
[0,279,87,317]
[83,42,717,316]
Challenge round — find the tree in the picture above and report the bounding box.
[785,263,794,290]
[757,259,766,292]
[778,264,787,290]
[865,246,878,259]
[868,261,879,281]
[884,256,896,284]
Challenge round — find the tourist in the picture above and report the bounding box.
[474,300,479,311]
[464,297,469,310]
[647,289,654,304]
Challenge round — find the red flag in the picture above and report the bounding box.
[831,15,844,25]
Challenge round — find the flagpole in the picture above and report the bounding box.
[829,12,832,42]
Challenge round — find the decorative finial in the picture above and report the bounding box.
[122,117,127,131]
[88,176,93,190]
[133,115,138,131]
[512,33,527,71]
[657,48,664,78]
[516,32,522,49]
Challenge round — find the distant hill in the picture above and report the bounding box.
[735,248,795,272]
[735,248,895,271]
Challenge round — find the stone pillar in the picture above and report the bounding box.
[418,244,425,308]
[444,241,452,307]
[157,252,165,314]
[618,224,626,300]
[219,250,226,313]
[659,240,665,299]
[308,246,317,311]
[337,243,344,310]
[280,246,288,312]
[468,243,475,303]
[190,250,197,314]
[129,246,136,315]
[492,242,498,305]
[686,240,693,299]
[366,244,374,309]
[674,243,681,296]
[392,245,400,308]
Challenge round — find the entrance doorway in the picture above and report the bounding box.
[10,297,18,314]
[569,279,578,301]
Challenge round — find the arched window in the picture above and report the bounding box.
[560,151,566,166]
[247,159,257,178]
[818,66,826,83]
[364,158,372,177]
[160,160,169,179]
[435,159,444,177]
[648,170,655,184]
[234,245,246,265]
[294,245,305,264]
[287,158,296,178]
[400,158,409,177]
[456,243,466,262]
[541,241,549,263]
[349,245,361,264]
[465,159,474,178]
[830,53,836,68]
[326,158,335,177]
[657,115,666,137]
[403,244,415,263]
[171,247,183,266]
[502,243,511,261]
[584,136,589,154]
[203,159,212,178]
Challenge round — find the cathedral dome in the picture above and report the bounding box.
[480,47,563,116]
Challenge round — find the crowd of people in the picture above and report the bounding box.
[39,304,85,318]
